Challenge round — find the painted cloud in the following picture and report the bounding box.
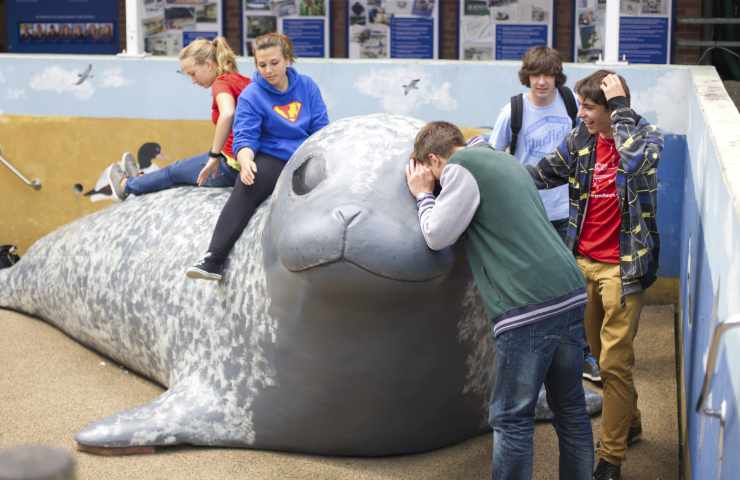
[6,88,26,101]
[355,67,458,116]
[99,67,132,88]
[632,71,689,135]
[30,66,94,100]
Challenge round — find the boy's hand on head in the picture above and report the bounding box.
[405,158,435,198]
[601,74,626,101]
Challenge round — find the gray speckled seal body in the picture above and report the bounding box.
[0,113,599,456]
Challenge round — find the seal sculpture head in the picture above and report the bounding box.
[0,114,492,455]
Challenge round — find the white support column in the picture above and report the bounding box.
[120,0,147,57]
[599,0,627,64]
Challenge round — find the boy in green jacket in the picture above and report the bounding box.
[406,122,593,480]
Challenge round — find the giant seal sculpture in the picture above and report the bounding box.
[0,113,600,456]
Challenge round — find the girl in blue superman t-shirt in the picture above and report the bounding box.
[187,32,329,281]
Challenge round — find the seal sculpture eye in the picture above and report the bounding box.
[292,154,327,196]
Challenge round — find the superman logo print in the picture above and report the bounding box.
[273,101,302,122]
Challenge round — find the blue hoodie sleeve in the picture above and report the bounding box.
[306,77,329,134]
[232,88,263,156]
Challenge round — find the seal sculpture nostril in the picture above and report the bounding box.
[333,205,364,228]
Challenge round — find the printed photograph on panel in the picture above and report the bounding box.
[350,24,389,58]
[145,30,183,55]
[350,1,367,25]
[463,45,493,60]
[272,0,298,16]
[145,0,166,15]
[196,2,219,23]
[412,0,435,16]
[465,0,490,15]
[143,16,166,35]
[368,5,391,25]
[641,0,665,14]
[246,15,277,38]
[300,0,325,16]
[245,0,271,10]
[165,7,196,30]
[383,0,413,16]
[621,0,641,14]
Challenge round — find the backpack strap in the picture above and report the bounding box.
[558,86,578,128]
[509,93,523,156]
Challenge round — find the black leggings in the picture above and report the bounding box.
[207,153,284,262]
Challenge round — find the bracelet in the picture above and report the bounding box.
[208,151,224,160]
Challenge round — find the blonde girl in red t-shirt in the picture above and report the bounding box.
[107,36,251,201]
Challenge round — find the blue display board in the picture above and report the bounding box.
[283,18,325,58]
[6,0,119,54]
[390,17,434,59]
[619,17,669,64]
[495,25,548,61]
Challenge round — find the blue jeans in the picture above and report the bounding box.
[125,153,238,196]
[490,308,594,479]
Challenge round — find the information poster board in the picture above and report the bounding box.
[574,0,672,64]
[348,0,438,59]
[6,0,118,54]
[143,0,222,56]
[460,0,553,61]
[244,0,329,58]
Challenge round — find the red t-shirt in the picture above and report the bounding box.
[577,135,621,263]
[211,72,251,158]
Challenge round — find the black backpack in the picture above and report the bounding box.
[0,245,20,269]
[509,86,578,156]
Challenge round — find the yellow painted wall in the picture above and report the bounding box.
[0,115,212,254]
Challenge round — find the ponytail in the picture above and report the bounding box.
[179,36,238,75]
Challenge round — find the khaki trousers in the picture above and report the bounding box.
[576,256,643,465]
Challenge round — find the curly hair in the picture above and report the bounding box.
[518,46,566,88]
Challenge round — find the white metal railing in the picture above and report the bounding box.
[0,146,42,190]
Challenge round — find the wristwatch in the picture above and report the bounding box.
[208,151,225,161]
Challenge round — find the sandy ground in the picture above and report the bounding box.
[0,305,677,479]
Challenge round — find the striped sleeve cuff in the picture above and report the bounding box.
[415,192,436,222]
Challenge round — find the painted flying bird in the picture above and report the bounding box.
[402,78,420,96]
[75,64,93,85]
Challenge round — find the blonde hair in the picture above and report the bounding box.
[179,36,238,75]
[253,32,296,64]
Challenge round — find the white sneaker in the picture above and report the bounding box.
[120,152,139,178]
[107,164,129,201]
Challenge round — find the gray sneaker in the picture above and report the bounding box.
[107,163,129,201]
[120,152,139,178]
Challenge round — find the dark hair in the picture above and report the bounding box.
[412,122,466,165]
[518,46,566,88]
[575,69,631,110]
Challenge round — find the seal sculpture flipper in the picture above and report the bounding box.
[75,377,250,451]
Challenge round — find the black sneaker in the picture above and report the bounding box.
[186,253,223,281]
[593,459,621,480]
[583,354,602,383]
